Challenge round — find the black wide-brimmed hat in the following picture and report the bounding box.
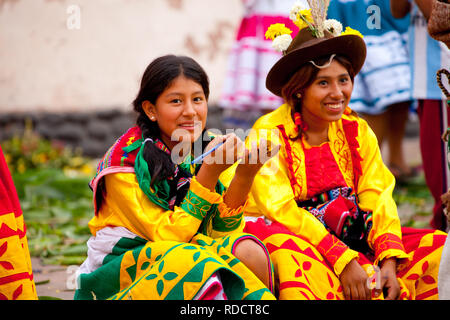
[266,27,367,97]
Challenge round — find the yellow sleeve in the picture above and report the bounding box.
[206,163,246,238]
[356,119,409,264]
[88,173,222,243]
[245,129,359,276]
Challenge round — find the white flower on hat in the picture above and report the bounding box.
[324,19,343,36]
[272,34,293,53]
[289,1,309,21]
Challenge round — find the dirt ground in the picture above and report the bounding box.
[32,257,76,300]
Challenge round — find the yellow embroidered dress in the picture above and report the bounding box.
[0,145,37,300]
[243,103,446,300]
[74,127,275,300]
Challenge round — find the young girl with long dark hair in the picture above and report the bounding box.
[75,55,276,300]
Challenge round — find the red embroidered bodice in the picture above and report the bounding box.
[303,141,347,199]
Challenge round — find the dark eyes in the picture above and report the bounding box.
[317,77,350,86]
[170,97,204,104]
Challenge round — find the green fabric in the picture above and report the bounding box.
[74,236,147,300]
[123,137,192,211]
[180,189,213,220]
[213,212,244,232]
[123,135,235,234]
[75,233,273,300]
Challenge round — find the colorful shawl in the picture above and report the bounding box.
[91,126,224,213]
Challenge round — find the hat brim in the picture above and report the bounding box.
[266,35,367,97]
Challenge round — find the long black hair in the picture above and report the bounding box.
[133,55,210,186]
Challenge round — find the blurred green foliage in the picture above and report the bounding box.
[3,122,96,265]
[2,119,92,175]
[13,168,94,265]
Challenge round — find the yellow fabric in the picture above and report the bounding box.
[81,166,274,300]
[0,212,37,300]
[245,103,409,270]
[258,230,445,300]
[109,232,276,300]
[88,170,245,242]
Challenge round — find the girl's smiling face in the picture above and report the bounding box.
[143,75,208,150]
[301,59,353,129]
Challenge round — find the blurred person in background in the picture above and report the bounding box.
[220,0,307,130]
[391,0,450,231]
[328,0,416,184]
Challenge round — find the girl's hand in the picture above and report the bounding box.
[235,138,280,179]
[203,133,244,172]
[223,139,280,210]
[196,133,243,191]
[375,258,400,300]
[339,259,371,300]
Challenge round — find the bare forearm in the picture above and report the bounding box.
[415,0,434,20]
[196,164,221,192]
[391,0,411,18]
[223,175,255,209]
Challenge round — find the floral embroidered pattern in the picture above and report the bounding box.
[373,233,405,259]
[342,119,363,189]
[277,125,303,199]
[180,190,212,220]
[213,213,243,232]
[316,233,349,267]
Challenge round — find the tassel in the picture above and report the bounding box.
[294,112,309,132]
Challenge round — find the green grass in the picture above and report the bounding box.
[13,168,94,265]
[393,174,434,228]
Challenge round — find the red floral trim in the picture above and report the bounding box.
[373,233,405,259]
[276,125,302,197]
[341,119,363,189]
[316,233,349,267]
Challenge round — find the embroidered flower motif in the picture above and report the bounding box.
[341,26,364,39]
[145,260,179,296]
